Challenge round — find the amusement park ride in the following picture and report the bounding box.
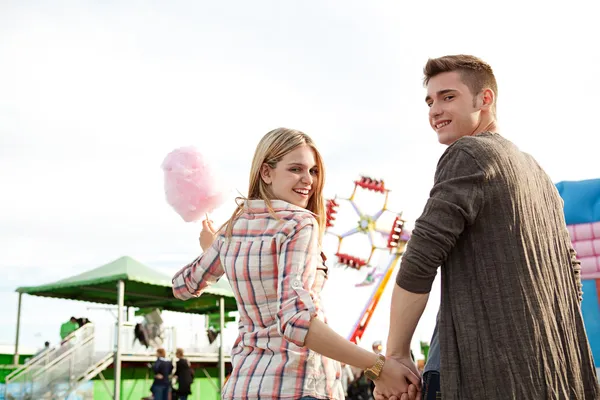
[324,175,412,345]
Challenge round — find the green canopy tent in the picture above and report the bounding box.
[13,256,237,398]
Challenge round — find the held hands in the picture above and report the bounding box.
[373,385,419,400]
[199,219,217,251]
[395,356,421,382]
[373,356,422,400]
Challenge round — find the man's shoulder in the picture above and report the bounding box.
[433,133,510,180]
[445,132,524,165]
[443,133,552,183]
[450,132,504,152]
[437,135,486,168]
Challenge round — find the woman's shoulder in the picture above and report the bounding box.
[247,199,318,228]
[223,199,319,242]
[280,209,319,235]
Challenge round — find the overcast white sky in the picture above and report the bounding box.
[1,0,598,356]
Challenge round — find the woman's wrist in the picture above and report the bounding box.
[357,349,380,370]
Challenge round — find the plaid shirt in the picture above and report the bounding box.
[172,199,344,399]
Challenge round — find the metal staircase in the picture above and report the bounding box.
[4,324,114,399]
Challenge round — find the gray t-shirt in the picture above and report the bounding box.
[423,315,440,373]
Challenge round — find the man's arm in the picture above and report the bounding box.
[387,145,484,358]
[386,284,429,358]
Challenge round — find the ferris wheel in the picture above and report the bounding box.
[325,175,411,269]
[324,175,412,344]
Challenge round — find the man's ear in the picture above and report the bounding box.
[260,163,272,185]
[479,88,495,112]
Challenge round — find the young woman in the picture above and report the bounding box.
[150,348,173,400]
[172,128,420,400]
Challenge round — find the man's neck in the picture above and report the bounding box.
[472,118,499,136]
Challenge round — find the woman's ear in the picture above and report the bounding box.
[260,163,272,185]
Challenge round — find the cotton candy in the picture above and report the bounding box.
[161,146,227,222]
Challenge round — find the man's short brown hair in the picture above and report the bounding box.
[424,55,498,115]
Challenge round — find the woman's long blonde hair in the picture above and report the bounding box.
[221,128,326,241]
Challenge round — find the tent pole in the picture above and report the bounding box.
[114,280,125,400]
[219,297,225,395]
[13,292,22,365]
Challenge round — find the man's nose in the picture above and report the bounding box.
[429,102,442,119]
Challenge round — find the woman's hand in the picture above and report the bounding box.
[373,357,421,399]
[374,384,420,400]
[199,219,216,251]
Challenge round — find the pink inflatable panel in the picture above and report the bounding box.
[568,222,600,280]
[568,222,600,241]
[580,256,600,276]
[573,239,600,258]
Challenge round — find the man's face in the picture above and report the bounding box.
[425,71,483,145]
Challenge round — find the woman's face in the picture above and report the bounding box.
[261,145,319,209]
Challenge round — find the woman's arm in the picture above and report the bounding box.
[172,236,225,300]
[304,309,421,397]
[275,217,421,397]
[304,318,377,369]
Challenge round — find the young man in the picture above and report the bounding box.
[375,55,599,399]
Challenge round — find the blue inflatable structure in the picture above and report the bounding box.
[556,178,600,368]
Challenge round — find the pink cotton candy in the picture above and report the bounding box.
[161,146,227,222]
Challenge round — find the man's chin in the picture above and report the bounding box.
[437,131,457,146]
[436,132,449,145]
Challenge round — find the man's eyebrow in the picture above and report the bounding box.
[425,89,457,102]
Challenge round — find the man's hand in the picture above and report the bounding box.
[394,356,420,379]
[373,357,421,399]
[155,373,164,379]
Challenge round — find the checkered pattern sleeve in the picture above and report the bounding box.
[172,238,224,300]
[276,217,320,347]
